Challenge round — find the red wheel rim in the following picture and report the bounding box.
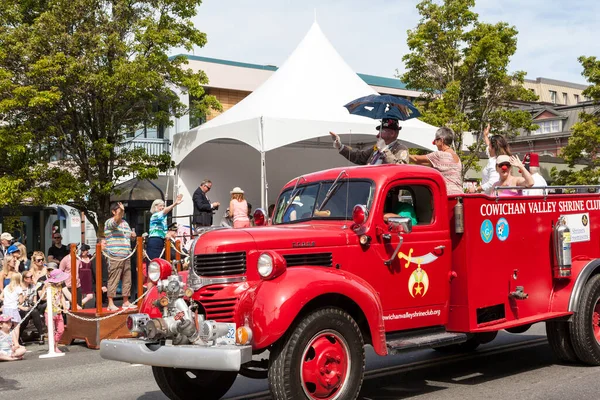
[593,298,600,343]
[300,330,351,400]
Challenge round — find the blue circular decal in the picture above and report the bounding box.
[496,218,510,241]
[480,219,494,243]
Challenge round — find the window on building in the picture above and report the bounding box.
[549,90,557,104]
[562,93,568,105]
[533,120,561,135]
[574,94,580,103]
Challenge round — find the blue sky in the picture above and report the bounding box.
[186,0,599,85]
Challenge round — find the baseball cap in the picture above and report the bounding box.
[46,262,59,271]
[6,244,19,255]
[1,232,13,241]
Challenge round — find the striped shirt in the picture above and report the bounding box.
[149,211,167,239]
[104,218,132,257]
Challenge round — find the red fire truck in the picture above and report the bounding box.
[101,164,600,400]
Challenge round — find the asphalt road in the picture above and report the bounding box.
[2,323,600,400]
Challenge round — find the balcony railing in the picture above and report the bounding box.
[117,138,170,157]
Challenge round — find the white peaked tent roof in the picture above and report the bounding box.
[172,22,437,164]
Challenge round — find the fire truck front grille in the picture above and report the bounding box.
[193,252,246,277]
[284,253,333,268]
[197,286,237,323]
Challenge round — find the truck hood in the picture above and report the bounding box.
[246,223,348,250]
[193,228,258,254]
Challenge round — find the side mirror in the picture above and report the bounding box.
[254,208,267,226]
[388,217,412,234]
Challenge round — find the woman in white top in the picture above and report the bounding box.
[470,124,512,194]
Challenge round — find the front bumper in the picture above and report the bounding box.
[100,339,253,371]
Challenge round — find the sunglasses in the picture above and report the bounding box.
[53,237,62,239]
[35,258,44,262]
[497,163,511,168]
[24,275,32,279]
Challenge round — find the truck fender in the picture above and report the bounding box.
[568,259,600,312]
[236,267,387,356]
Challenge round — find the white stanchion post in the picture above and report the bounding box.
[40,286,65,359]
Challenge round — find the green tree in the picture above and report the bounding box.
[401,0,537,177]
[0,0,221,231]
[551,56,600,186]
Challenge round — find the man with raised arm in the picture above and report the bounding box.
[329,118,409,165]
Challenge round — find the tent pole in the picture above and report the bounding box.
[260,151,266,210]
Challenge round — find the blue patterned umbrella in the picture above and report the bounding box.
[344,94,421,121]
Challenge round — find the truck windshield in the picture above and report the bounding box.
[273,180,374,224]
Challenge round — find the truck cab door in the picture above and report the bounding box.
[372,180,452,330]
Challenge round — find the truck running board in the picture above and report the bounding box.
[386,327,468,355]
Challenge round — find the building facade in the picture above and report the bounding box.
[523,77,588,106]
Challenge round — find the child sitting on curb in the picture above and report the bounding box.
[0,314,26,361]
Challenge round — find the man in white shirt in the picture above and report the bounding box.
[523,153,548,196]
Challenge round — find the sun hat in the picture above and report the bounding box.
[230,187,244,194]
[47,269,69,284]
[6,244,19,255]
[496,155,511,165]
[0,232,13,241]
[0,315,12,323]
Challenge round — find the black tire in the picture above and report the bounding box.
[570,274,600,365]
[268,307,365,400]
[152,367,237,400]
[546,320,579,364]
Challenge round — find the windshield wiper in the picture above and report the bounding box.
[281,176,306,220]
[318,170,348,211]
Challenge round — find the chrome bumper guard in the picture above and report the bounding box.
[100,339,253,371]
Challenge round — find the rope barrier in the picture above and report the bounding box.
[8,295,44,336]
[61,289,150,322]
[100,242,139,262]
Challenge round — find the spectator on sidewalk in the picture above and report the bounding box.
[19,271,45,345]
[0,315,25,361]
[59,251,82,308]
[147,194,184,260]
[79,244,95,309]
[229,187,251,229]
[0,273,24,339]
[104,202,136,312]
[193,179,220,228]
[14,243,29,271]
[0,255,19,291]
[29,251,47,283]
[47,232,69,263]
[0,232,13,262]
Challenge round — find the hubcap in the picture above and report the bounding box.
[300,330,350,400]
[593,299,600,343]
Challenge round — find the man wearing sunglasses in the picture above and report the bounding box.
[193,179,220,228]
[47,232,69,263]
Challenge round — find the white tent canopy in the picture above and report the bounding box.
[173,22,438,213]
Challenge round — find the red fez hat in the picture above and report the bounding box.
[525,153,540,167]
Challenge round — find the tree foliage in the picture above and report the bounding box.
[551,56,600,186]
[401,0,537,177]
[0,0,220,231]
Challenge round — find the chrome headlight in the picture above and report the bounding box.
[257,253,274,277]
[148,261,161,283]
